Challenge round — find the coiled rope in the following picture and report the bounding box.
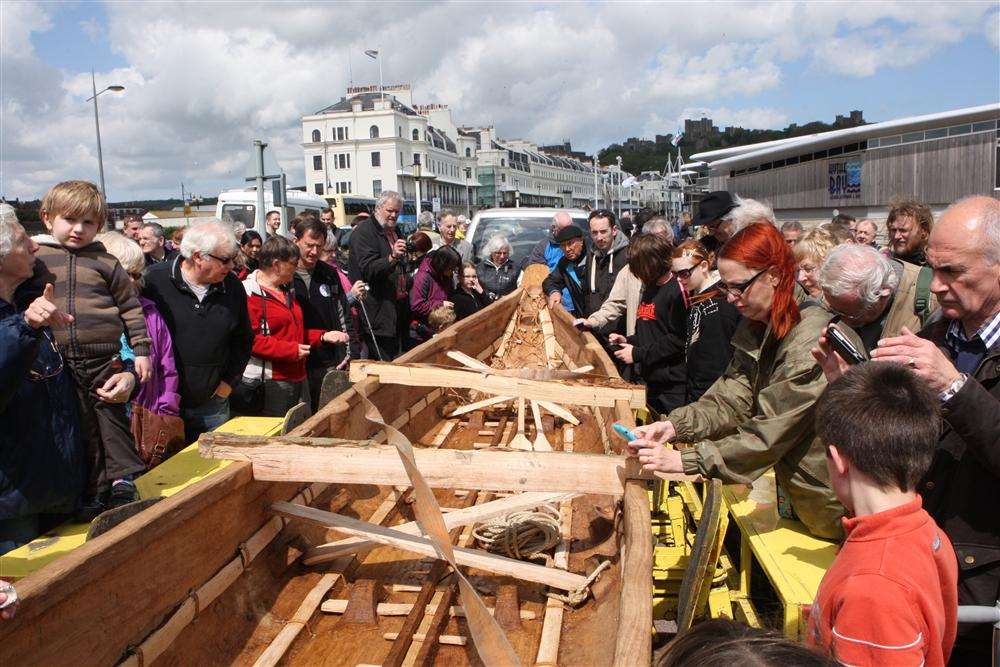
[472,504,562,562]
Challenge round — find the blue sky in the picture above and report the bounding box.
[3,1,998,200]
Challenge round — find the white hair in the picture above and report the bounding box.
[98,231,145,275]
[642,217,675,244]
[946,195,1000,266]
[457,214,469,225]
[376,190,403,210]
[0,205,19,258]
[180,220,238,259]
[818,243,899,307]
[724,195,775,233]
[483,234,511,257]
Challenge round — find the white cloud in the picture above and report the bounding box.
[0,0,995,201]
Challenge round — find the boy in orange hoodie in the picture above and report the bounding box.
[807,362,957,666]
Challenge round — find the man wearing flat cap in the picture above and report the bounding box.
[542,225,589,315]
[692,190,737,254]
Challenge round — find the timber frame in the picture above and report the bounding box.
[0,286,655,666]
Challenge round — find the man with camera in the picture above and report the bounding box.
[816,243,937,353]
[348,191,410,360]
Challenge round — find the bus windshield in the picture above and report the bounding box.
[221,204,255,229]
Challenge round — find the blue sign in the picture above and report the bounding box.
[829,160,862,199]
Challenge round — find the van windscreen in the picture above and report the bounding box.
[471,215,588,267]
[221,204,255,229]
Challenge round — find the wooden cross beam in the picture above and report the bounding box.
[348,361,646,409]
[199,433,694,494]
[272,501,588,591]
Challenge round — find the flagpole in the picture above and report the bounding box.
[378,46,384,101]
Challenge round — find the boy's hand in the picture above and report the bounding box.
[134,356,151,384]
[613,343,634,364]
[297,344,311,359]
[546,292,562,310]
[23,283,74,329]
[214,381,232,399]
[322,330,350,345]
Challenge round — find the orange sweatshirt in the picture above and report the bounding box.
[807,497,957,666]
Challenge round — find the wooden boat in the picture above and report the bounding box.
[0,267,656,666]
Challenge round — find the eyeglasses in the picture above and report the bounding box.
[207,253,237,265]
[718,268,769,298]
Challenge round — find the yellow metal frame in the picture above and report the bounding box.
[0,417,284,580]
[650,472,839,640]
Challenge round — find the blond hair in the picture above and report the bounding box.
[428,304,456,332]
[40,180,107,227]
[793,227,838,265]
[98,231,145,276]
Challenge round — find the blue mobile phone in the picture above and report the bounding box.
[613,423,638,442]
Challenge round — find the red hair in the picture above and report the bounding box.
[720,222,800,339]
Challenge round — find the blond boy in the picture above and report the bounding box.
[18,181,150,517]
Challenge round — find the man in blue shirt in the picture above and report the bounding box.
[526,212,575,311]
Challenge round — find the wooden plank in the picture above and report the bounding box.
[536,400,580,426]
[446,350,493,371]
[348,361,645,408]
[448,395,512,417]
[251,572,340,667]
[321,600,538,621]
[200,434,691,494]
[304,491,574,563]
[272,501,588,591]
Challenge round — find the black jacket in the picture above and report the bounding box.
[476,259,519,301]
[452,288,492,321]
[347,217,409,338]
[628,277,687,392]
[142,257,253,409]
[542,250,589,316]
[918,317,1000,651]
[293,261,349,372]
[684,285,741,402]
[582,233,629,316]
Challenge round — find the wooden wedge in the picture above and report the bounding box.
[530,400,552,451]
[508,396,533,451]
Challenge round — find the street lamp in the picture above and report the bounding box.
[86,70,125,197]
[412,163,422,218]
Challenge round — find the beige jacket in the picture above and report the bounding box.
[881,260,938,338]
[584,266,643,336]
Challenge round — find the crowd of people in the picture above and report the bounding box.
[0,177,997,665]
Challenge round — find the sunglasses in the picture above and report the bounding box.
[207,253,237,265]
[673,265,699,280]
[718,268,769,298]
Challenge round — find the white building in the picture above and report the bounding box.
[302,84,634,213]
[301,85,479,212]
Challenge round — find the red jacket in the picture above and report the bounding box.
[242,271,325,382]
[807,497,957,666]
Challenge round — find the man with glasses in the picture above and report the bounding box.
[816,244,936,352]
[143,220,253,442]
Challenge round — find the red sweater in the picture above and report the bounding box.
[807,498,957,666]
[243,273,325,382]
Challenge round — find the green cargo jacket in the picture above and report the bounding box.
[667,304,848,540]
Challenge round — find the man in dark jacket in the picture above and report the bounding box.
[143,221,253,443]
[543,212,628,319]
[542,225,588,316]
[348,191,409,360]
[292,217,350,410]
[820,196,999,663]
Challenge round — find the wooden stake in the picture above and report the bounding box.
[536,400,580,426]
[448,395,512,417]
[509,396,533,451]
[320,600,535,620]
[446,350,492,371]
[530,400,553,451]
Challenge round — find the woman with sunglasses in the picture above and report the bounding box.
[670,240,741,403]
[628,223,854,540]
[0,212,87,554]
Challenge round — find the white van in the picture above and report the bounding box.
[215,188,327,232]
[466,207,590,268]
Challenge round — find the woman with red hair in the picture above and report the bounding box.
[628,222,850,540]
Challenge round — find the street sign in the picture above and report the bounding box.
[244,141,283,182]
[432,197,441,213]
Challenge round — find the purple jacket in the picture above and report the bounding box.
[135,296,181,416]
[409,255,451,321]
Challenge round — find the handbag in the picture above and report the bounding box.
[230,291,269,415]
[130,403,186,468]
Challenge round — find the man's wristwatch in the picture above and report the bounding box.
[939,373,969,403]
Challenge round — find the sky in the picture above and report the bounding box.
[1,0,998,202]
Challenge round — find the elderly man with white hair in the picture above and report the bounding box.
[816,243,937,351]
[815,195,999,663]
[142,220,253,442]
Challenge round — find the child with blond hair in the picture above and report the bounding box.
[17,181,149,518]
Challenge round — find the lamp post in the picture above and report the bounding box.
[615,156,623,219]
[86,71,125,197]
[412,163,422,219]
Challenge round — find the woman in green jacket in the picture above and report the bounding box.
[629,222,846,540]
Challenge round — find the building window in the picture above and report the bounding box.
[338,154,347,169]
[370,125,379,139]
[400,151,404,164]
[398,126,402,137]
[465,147,471,157]
[414,153,421,166]
[344,127,349,140]
[314,183,323,195]
[412,129,419,141]
[373,179,383,195]
[336,127,344,141]
[311,129,321,142]
[371,151,381,167]
[313,155,322,170]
